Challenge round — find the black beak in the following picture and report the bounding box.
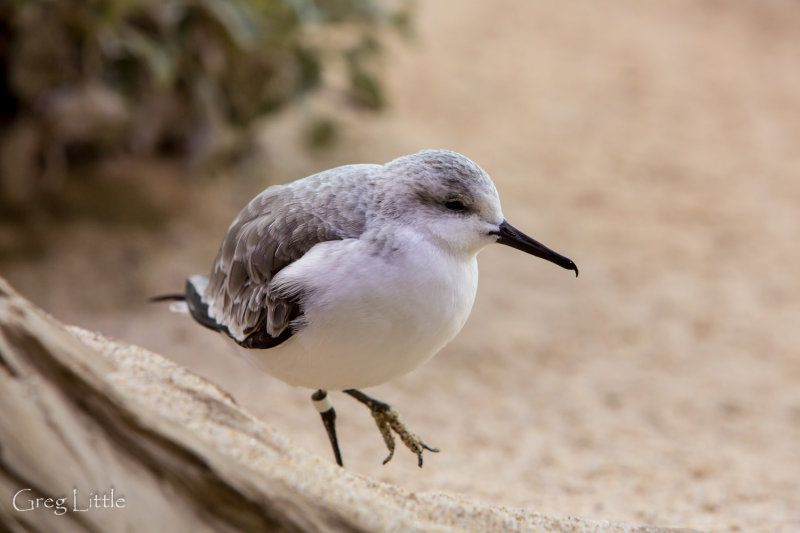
[491,220,578,277]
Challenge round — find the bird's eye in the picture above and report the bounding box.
[444,200,466,211]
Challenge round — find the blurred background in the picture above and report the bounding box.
[2,1,799,532]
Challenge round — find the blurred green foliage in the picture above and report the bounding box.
[0,0,412,207]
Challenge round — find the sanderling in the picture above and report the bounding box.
[153,149,577,467]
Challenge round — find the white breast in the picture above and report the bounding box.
[248,235,479,390]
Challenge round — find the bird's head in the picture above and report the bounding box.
[379,149,578,275]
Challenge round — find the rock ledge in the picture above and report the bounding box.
[0,278,695,533]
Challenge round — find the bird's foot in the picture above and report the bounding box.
[370,402,439,467]
[344,389,438,467]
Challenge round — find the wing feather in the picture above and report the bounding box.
[203,164,379,343]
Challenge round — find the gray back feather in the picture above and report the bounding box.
[204,164,380,341]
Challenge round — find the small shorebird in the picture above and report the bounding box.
[154,149,577,467]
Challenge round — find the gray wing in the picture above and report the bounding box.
[203,164,379,343]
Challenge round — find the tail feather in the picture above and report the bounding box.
[149,293,186,303]
[148,277,220,332]
[184,277,228,334]
[149,276,292,350]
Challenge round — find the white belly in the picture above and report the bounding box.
[247,239,479,390]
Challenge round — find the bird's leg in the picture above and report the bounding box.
[343,389,439,467]
[311,390,343,467]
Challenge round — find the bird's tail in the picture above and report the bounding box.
[149,292,188,314]
[149,276,220,325]
[148,293,186,303]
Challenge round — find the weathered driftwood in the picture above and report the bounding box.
[0,277,695,533]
